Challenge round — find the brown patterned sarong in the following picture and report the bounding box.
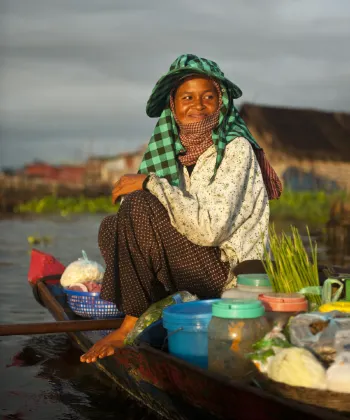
[99,190,230,317]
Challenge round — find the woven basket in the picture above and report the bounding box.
[256,373,350,414]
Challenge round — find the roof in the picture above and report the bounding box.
[239,103,350,161]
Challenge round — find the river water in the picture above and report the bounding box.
[0,215,349,419]
[0,215,158,420]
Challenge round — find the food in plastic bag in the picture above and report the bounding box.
[247,326,291,373]
[60,250,105,287]
[267,347,327,389]
[334,329,350,353]
[66,281,102,293]
[289,312,350,364]
[327,351,350,393]
[124,291,198,345]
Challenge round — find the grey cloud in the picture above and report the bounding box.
[0,0,350,168]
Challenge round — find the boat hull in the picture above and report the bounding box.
[32,280,348,420]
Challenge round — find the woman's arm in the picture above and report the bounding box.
[145,138,268,247]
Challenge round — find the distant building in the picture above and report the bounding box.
[101,146,146,184]
[85,156,111,184]
[56,165,86,184]
[23,162,86,185]
[239,103,350,191]
[24,162,59,181]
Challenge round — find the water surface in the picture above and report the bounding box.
[0,215,158,419]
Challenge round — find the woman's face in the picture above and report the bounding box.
[174,77,219,125]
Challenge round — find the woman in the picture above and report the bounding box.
[80,54,282,363]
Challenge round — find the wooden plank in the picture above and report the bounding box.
[0,318,123,336]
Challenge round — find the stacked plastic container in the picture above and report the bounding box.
[221,274,272,300]
[258,292,308,327]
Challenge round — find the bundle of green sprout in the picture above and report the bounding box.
[263,225,322,309]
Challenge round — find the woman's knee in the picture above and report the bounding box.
[98,214,118,253]
[119,190,155,218]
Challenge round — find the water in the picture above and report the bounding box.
[0,215,158,420]
[0,215,349,419]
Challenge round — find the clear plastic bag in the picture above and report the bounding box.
[60,250,105,287]
[289,312,350,363]
[327,351,350,393]
[124,291,198,346]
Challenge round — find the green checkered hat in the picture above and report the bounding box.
[146,54,242,118]
[139,54,261,187]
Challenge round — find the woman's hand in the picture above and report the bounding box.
[112,174,147,204]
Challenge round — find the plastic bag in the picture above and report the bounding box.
[60,250,105,287]
[124,291,198,346]
[289,312,350,364]
[247,326,291,373]
[267,347,327,390]
[327,351,350,393]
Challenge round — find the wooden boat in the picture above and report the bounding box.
[31,279,349,420]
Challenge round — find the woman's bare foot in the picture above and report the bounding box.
[80,315,138,363]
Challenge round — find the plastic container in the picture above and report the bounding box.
[64,288,124,319]
[258,293,308,328]
[208,299,269,380]
[221,274,272,300]
[162,299,218,368]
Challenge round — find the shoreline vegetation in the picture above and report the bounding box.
[10,190,347,225]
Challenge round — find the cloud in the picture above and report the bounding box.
[0,0,350,167]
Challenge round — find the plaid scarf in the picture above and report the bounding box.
[139,81,282,200]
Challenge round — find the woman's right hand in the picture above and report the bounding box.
[111,174,147,204]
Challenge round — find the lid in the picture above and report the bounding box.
[212,299,265,319]
[163,299,218,326]
[319,301,350,313]
[258,293,308,312]
[237,274,271,288]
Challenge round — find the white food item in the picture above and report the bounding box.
[327,352,350,393]
[268,347,327,389]
[60,258,104,287]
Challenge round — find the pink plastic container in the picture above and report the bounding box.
[258,293,308,327]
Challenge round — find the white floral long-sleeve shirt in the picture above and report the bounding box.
[146,137,270,283]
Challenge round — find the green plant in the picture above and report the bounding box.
[263,224,321,308]
[270,190,346,225]
[14,195,119,215]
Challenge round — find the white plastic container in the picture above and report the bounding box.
[222,274,272,300]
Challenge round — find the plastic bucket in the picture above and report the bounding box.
[162,299,218,368]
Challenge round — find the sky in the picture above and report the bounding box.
[1,0,350,168]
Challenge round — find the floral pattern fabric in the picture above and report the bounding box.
[146,137,270,281]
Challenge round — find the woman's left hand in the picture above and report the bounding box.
[112,174,147,204]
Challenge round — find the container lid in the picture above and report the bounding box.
[212,299,265,319]
[319,301,350,313]
[237,274,271,288]
[163,299,217,326]
[258,293,308,312]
